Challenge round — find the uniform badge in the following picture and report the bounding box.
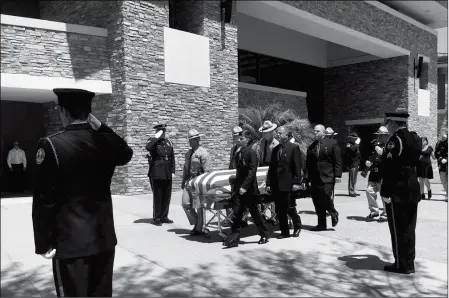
[387,141,395,150]
[36,148,45,165]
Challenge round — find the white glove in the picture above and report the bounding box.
[355,138,361,145]
[172,173,176,178]
[40,248,56,259]
[155,130,163,138]
[265,186,271,194]
[87,113,101,131]
[375,146,383,155]
[239,188,247,195]
[381,196,391,204]
[365,161,372,167]
[335,177,342,183]
[442,159,447,164]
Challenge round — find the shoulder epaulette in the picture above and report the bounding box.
[47,130,65,139]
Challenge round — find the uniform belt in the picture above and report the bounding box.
[154,157,172,161]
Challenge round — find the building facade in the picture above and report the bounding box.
[1,0,447,195]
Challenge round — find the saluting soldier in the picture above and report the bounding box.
[146,124,176,226]
[380,108,422,274]
[32,88,133,297]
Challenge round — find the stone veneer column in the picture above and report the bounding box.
[120,0,238,194]
[406,52,439,147]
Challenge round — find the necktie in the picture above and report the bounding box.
[316,141,321,156]
[278,145,284,161]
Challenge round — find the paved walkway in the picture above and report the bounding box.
[1,172,447,297]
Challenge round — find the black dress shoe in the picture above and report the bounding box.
[428,190,432,199]
[241,221,249,228]
[161,218,174,224]
[153,219,162,226]
[421,194,426,200]
[277,234,291,239]
[384,264,411,274]
[331,212,339,227]
[190,229,203,236]
[293,227,301,237]
[258,236,270,244]
[310,225,327,231]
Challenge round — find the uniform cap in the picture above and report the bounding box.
[385,107,410,122]
[349,132,359,138]
[154,124,167,130]
[53,88,95,109]
[232,126,243,135]
[374,126,389,135]
[325,127,338,136]
[188,129,200,140]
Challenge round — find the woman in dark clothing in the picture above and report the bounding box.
[417,137,434,200]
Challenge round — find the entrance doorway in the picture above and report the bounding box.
[1,101,46,195]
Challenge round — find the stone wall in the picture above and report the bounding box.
[282,0,438,146]
[41,1,132,194]
[40,0,238,195]
[119,0,238,194]
[324,56,409,141]
[1,24,110,81]
[238,87,308,120]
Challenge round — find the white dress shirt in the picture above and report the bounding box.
[7,148,27,168]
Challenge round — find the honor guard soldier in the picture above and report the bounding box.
[32,88,133,297]
[380,108,422,274]
[146,124,176,226]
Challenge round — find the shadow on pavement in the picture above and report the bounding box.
[338,254,388,271]
[346,216,378,223]
[2,247,446,297]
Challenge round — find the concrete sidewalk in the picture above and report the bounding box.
[1,172,447,297]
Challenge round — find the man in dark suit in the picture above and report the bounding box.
[305,124,342,231]
[345,132,361,197]
[435,133,448,202]
[146,124,176,226]
[381,108,422,274]
[223,130,270,248]
[266,126,303,238]
[32,88,133,297]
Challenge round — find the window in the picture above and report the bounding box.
[168,0,205,36]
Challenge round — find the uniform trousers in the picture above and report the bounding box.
[181,188,206,232]
[348,167,358,195]
[151,179,172,221]
[231,193,269,238]
[52,248,115,297]
[385,202,418,271]
[10,164,25,192]
[366,181,386,214]
[439,171,448,196]
[311,182,338,227]
[274,190,302,236]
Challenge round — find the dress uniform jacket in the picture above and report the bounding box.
[367,142,385,183]
[146,137,175,180]
[181,146,211,186]
[32,123,133,259]
[380,127,422,203]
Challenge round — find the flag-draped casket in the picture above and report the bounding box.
[186,167,270,207]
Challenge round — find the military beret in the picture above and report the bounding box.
[153,124,167,130]
[385,107,410,122]
[53,88,95,109]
